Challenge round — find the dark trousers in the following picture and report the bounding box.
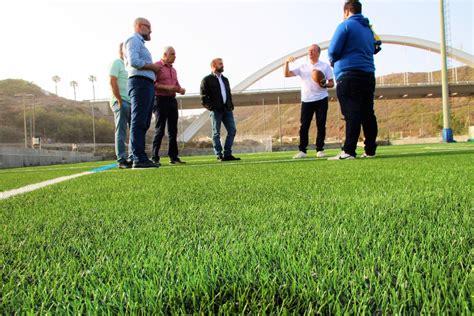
[128,76,154,163]
[336,71,377,157]
[152,96,179,160]
[299,97,328,153]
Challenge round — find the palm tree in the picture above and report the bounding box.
[70,81,78,101]
[52,75,61,95]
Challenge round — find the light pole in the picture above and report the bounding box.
[277,96,282,146]
[439,0,454,142]
[88,75,97,153]
[32,95,36,144]
[14,93,34,148]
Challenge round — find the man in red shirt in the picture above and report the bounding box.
[151,46,186,165]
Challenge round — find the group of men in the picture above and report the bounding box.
[109,0,378,168]
[109,18,239,169]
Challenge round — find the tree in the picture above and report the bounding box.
[52,75,61,95]
[69,80,78,101]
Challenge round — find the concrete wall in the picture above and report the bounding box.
[0,147,101,169]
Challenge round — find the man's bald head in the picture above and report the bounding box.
[162,46,176,65]
[119,42,124,60]
[308,44,321,62]
[134,17,150,28]
[211,58,224,73]
[134,17,152,41]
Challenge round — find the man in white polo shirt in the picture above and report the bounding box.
[284,44,334,158]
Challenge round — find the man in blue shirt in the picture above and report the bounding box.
[328,0,378,160]
[124,17,162,168]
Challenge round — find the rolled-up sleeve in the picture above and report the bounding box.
[126,37,145,70]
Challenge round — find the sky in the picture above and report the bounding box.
[0,0,472,101]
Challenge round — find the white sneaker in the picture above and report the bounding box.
[316,151,326,158]
[361,152,376,158]
[328,151,355,160]
[293,151,307,159]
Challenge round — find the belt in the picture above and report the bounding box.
[129,75,154,84]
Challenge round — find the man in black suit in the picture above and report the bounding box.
[200,58,240,161]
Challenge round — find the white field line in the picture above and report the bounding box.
[0,171,92,200]
[0,165,107,174]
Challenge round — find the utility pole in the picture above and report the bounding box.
[32,95,36,144]
[88,75,97,153]
[277,96,282,146]
[440,0,454,142]
[22,96,27,148]
[14,93,34,148]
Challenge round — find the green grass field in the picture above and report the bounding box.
[1,144,473,313]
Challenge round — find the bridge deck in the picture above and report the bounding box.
[175,82,473,109]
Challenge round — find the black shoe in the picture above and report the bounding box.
[217,154,224,161]
[118,160,133,169]
[222,155,241,161]
[151,158,161,167]
[169,157,186,164]
[132,160,160,169]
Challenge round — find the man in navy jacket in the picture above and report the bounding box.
[328,0,378,160]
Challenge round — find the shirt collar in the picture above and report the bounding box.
[212,72,223,78]
[160,59,173,68]
[134,32,145,42]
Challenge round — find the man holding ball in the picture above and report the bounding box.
[284,44,334,159]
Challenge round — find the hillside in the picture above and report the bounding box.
[0,80,115,144]
[0,66,472,151]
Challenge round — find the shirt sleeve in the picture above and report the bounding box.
[125,37,146,69]
[328,22,348,65]
[109,60,120,78]
[324,64,334,80]
[175,69,182,89]
[291,65,302,77]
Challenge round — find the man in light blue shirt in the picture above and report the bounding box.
[109,43,132,169]
[124,17,162,168]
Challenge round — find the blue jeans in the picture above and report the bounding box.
[128,77,154,162]
[111,100,132,162]
[210,110,237,156]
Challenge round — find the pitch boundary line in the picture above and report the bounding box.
[0,164,117,200]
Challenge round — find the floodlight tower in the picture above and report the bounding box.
[439,0,454,142]
[88,75,97,153]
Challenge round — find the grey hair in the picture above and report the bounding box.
[311,44,321,53]
[163,46,174,54]
[134,17,149,27]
